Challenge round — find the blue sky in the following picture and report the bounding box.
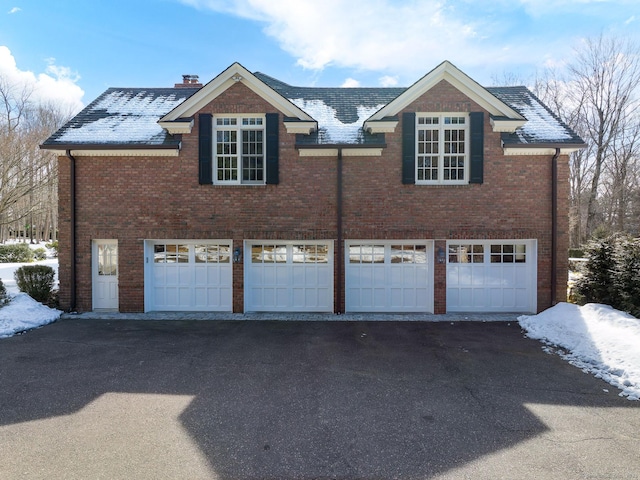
[1,0,639,112]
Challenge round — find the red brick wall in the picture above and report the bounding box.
[57,80,568,314]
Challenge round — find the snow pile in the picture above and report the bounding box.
[519,303,640,400]
[0,293,61,338]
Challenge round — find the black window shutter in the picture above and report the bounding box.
[469,111,484,184]
[402,112,416,184]
[265,113,279,185]
[198,113,212,184]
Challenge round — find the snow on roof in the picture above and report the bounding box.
[46,88,199,146]
[290,99,385,143]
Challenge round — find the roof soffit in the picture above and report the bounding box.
[160,63,315,122]
[366,61,525,122]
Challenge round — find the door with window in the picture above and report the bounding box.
[92,240,119,311]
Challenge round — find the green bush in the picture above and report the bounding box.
[0,278,8,307]
[14,265,55,304]
[575,234,640,318]
[568,248,584,258]
[33,247,47,261]
[0,243,34,263]
[45,241,58,258]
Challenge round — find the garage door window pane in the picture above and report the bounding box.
[293,245,329,263]
[391,245,427,264]
[449,244,484,263]
[350,245,384,263]
[195,244,231,263]
[491,243,527,263]
[252,245,287,263]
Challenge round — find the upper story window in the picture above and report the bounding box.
[214,116,265,185]
[416,113,469,185]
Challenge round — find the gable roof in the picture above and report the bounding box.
[41,61,585,156]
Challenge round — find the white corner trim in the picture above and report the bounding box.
[490,117,527,133]
[158,119,194,134]
[364,120,398,134]
[284,121,317,134]
[48,148,180,157]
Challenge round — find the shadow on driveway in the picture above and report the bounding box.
[1,319,639,479]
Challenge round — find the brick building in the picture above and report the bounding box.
[41,61,584,314]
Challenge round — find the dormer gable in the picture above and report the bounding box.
[364,61,525,134]
[159,62,316,135]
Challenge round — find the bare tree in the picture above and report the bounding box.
[566,35,640,238]
[0,74,70,243]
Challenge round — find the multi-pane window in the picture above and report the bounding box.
[448,244,484,263]
[214,116,264,184]
[417,114,468,184]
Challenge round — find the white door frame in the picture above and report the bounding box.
[92,239,119,311]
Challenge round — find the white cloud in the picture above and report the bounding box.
[340,77,360,88]
[0,46,84,113]
[379,75,399,87]
[8,7,21,14]
[178,0,637,85]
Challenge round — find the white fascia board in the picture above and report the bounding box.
[160,63,314,122]
[363,119,398,134]
[342,148,383,157]
[284,121,317,134]
[297,147,383,157]
[298,148,339,157]
[48,148,180,157]
[502,146,582,156]
[490,117,527,133]
[158,119,194,134]
[367,61,525,122]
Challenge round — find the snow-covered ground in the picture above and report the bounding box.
[0,247,61,338]
[1,250,638,401]
[519,303,640,400]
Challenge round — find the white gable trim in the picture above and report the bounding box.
[160,63,314,123]
[367,61,525,123]
[158,119,194,134]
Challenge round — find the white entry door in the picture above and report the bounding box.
[245,241,333,312]
[92,240,119,311]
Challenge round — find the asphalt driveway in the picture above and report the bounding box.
[1,319,639,480]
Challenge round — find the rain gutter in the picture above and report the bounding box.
[551,148,560,306]
[65,150,77,311]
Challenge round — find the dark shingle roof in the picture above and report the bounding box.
[487,86,584,147]
[42,87,200,148]
[42,72,583,149]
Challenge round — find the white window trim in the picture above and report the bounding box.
[213,114,266,185]
[416,112,469,185]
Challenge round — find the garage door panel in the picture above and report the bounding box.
[447,240,536,313]
[245,242,333,312]
[346,241,434,313]
[146,241,233,312]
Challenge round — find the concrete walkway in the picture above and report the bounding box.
[62,311,522,322]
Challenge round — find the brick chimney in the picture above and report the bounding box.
[175,74,202,88]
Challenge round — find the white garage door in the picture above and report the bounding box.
[145,240,232,312]
[446,240,537,313]
[245,241,333,312]
[345,241,434,313]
